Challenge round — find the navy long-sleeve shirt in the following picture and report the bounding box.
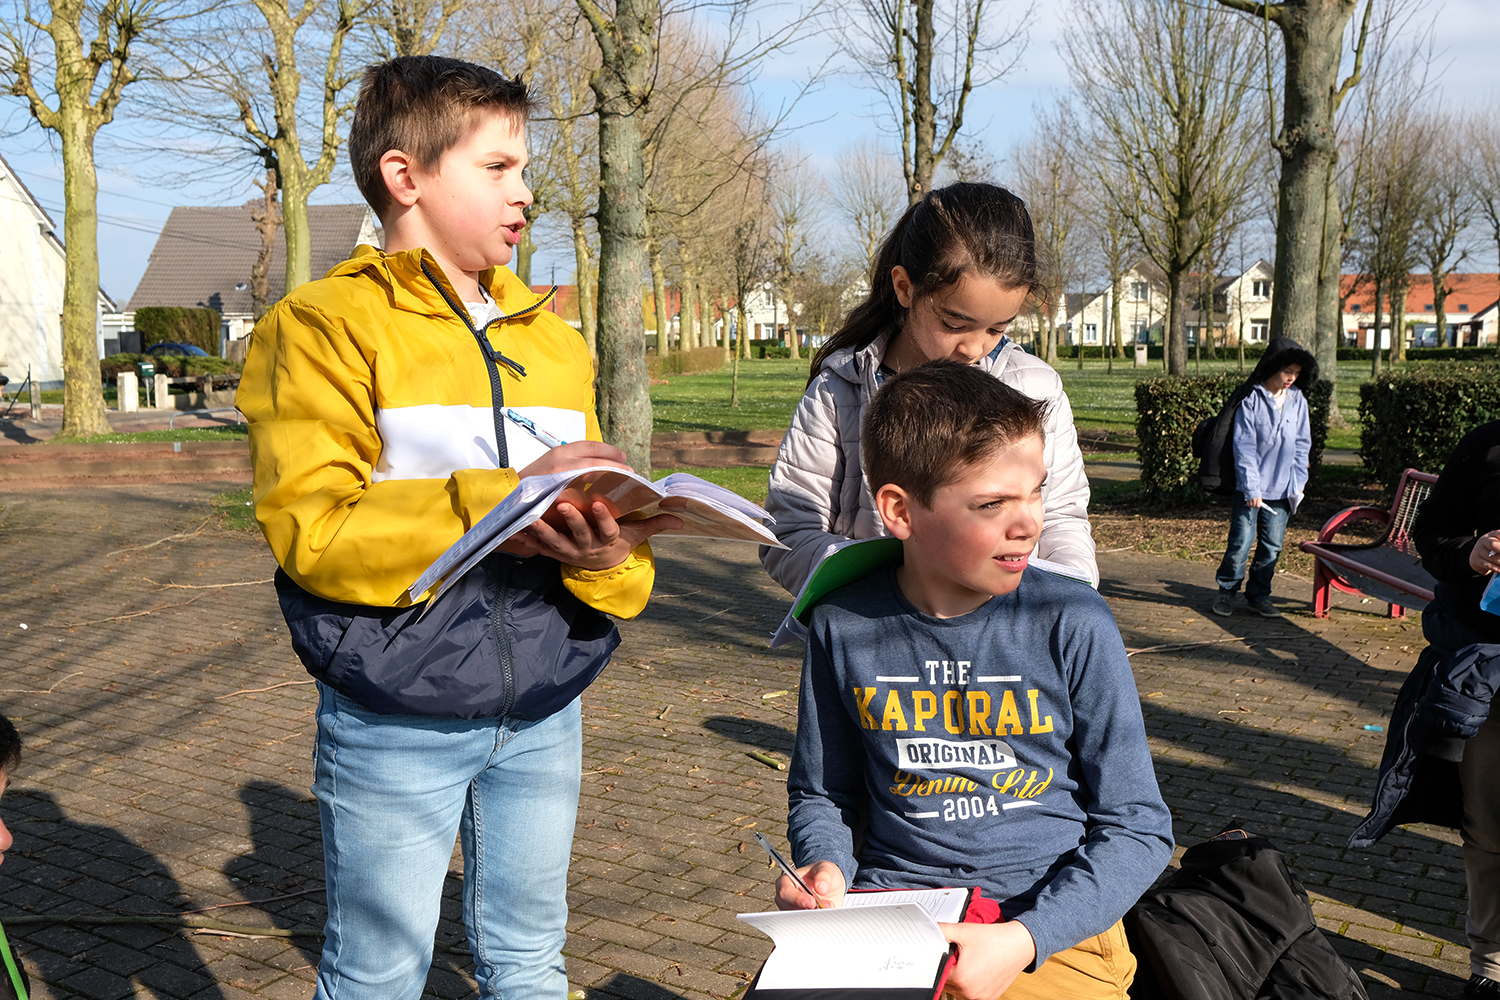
[788,565,1174,968]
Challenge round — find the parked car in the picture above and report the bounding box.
[146,342,210,357]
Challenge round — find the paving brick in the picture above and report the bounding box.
[0,486,1478,997]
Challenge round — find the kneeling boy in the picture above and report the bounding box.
[777,360,1173,1000]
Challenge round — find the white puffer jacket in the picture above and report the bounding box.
[760,333,1097,593]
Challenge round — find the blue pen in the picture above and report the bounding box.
[505,408,568,448]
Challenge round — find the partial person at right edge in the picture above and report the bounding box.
[1349,420,1500,1000]
[1211,338,1315,619]
[759,182,1096,596]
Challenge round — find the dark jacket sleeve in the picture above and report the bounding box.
[1414,429,1486,584]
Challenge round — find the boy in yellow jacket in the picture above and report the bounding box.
[237,56,678,1000]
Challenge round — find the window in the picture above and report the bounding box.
[1424,303,1434,311]
[1460,303,1471,312]
[1252,280,1271,298]
[1249,320,1269,342]
[1130,281,1149,301]
[1084,323,1099,344]
[1131,320,1147,341]
[1351,303,1363,313]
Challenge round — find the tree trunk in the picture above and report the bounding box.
[1371,274,1384,378]
[571,217,597,356]
[250,167,282,321]
[514,203,537,285]
[1105,287,1115,375]
[650,244,669,356]
[732,299,748,406]
[1390,282,1407,363]
[1235,0,1361,348]
[581,0,658,473]
[1043,301,1058,363]
[785,283,800,360]
[680,270,697,352]
[1315,160,1345,424]
[1167,269,1187,375]
[56,113,111,437]
[1433,276,1448,349]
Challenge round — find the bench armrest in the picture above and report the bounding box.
[1316,505,1389,544]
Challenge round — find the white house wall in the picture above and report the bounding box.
[0,191,64,387]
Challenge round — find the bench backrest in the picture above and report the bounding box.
[1387,469,1440,556]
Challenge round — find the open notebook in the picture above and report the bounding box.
[738,888,973,1000]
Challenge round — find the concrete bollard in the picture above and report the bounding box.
[1134,343,1148,368]
[118,371,139,412]
[154,373,170,409]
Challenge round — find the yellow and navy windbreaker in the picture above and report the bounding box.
[237,245,653,719]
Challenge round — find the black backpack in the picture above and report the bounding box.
[1191,382,1254,496]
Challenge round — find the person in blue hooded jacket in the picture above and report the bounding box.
[1212,338,1316,618]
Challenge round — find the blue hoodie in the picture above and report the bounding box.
[1233,381,1310,508]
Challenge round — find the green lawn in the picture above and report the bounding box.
[648,355,1376,447]
[53,425,248,445]
[650,358,811,434]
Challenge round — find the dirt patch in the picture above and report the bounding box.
[1091,470,1387,579]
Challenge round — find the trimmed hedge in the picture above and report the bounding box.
[1134,374,1331,500]
[99,353,240,381]
[135,306,222,357]
[646,347,724,379]
[1358,364,1500,488]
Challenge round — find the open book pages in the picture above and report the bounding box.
[406,466,783,604]
[845,887,969,923]
[738,902,951,991]
[769,538,1093,648]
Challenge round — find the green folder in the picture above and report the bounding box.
[790,537,904,625]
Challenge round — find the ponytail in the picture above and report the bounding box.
[809,182,1045,384]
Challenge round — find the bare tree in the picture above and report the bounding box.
[830,138,902,270]
[841,0,1032,204]
[770,150,822,361]
[725,192,773,405]
[1009,104,1084,365]
[577,0,815,472]
[1213,0,1373,360]
[1065,0,1262,375]
[0,0,184,436]
[1416,112,1476,349]
[371,0,460,56]
[1476,113,1500,349]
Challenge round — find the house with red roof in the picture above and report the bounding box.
[1340,273,1500,349]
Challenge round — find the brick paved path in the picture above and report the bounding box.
[0,484,1469,999]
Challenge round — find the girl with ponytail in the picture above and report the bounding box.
[761,182,1097,593]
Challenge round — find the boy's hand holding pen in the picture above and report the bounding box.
[758,833,845,911]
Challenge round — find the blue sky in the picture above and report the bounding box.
[2,0,1496,304]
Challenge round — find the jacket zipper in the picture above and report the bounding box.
[487,555,517,718]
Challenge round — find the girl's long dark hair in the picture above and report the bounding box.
[808,182,1045,384]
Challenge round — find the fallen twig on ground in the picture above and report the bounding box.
[55,595,204,628]
[0,671,83,695]
[145,577,273,590]
[215,679,314,700]
[103,519,211,559]
[1126,638,1239,657]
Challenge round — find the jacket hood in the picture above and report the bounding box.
[1249,337,1319,388]
[328,244,555,321]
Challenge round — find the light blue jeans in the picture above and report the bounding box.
[1215,495,1292,603]
[311,682,582,1000]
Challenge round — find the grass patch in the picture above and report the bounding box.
[657,465,771,507]
[650,358,810,434]
[52,425,248,445]
[210,487,258,532]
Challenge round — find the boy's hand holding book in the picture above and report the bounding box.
[937,921,1036,1000]
[497,441,683,569]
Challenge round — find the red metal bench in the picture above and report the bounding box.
[1299,468,1439,619]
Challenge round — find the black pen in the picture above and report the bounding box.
[753,832,828,909]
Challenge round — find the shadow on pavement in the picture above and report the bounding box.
[2,789,230,1000]
[701,716,795,756]
[590,970,694,1000]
